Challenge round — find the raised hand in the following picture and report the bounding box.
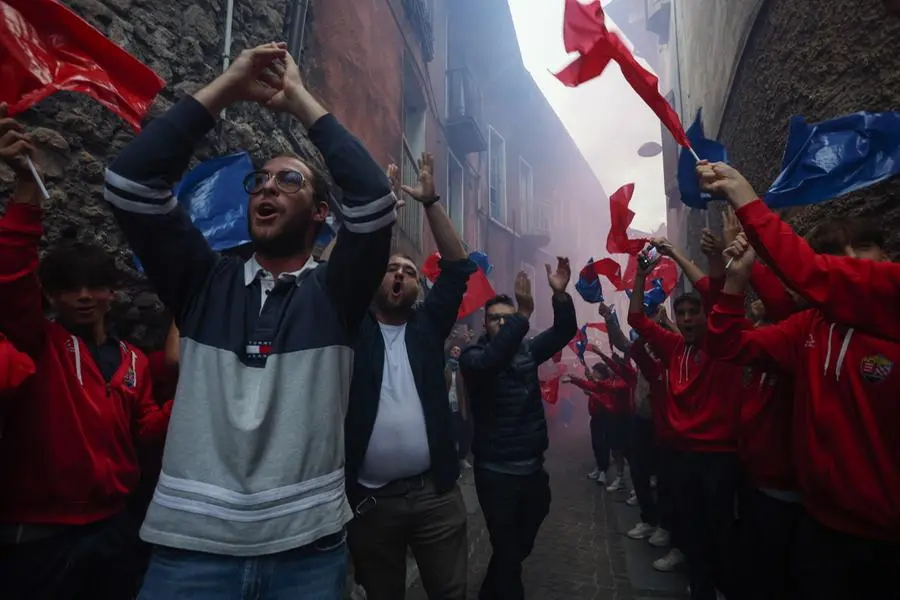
[700,228,725,256]
[722,206,742,246]
[222,42,288,104]
[262,50,308,114]
[386,163,405,207]
[597,302,612,319]
[724,233,756,279]
[696,160,758,208]
[0,103,35,175]
[649,237,675,257]
[545,257,571,294]
[400,152,437,204]
[514,271,535,318]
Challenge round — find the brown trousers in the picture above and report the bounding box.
[348,475,467,600]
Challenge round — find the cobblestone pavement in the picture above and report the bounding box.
[407,411,654,600]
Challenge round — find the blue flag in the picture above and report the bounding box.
[626,278,667,316]
[677,109,729,209]
[765,112,900,208]
[575,257,605,304]
[468,251,494,276]
[175,151,255,251]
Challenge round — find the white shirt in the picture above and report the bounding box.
[358,323,431,488]
[243,255,318,313]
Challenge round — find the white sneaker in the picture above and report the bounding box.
[459,459,472,470]
[649,475,658,488]
[606,476,625,492]
[652,548,685,572]
[596,471,607,485]
[627,522,656,540]
[625,490,639,506]
[648,527,670,547]
[587,468,600,480]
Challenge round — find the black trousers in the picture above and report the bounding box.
[0,511,145,600]
[589,412,610,472]
[736,486,804,600]
[630,416,658,525]
[656,447,679,543]
[793,513,900,600]
[671,450,740,600]
[474,467,551,600]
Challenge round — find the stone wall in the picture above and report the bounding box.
[717,0,900,251]
[0,0,325,349]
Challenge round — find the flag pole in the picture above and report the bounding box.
[689,146,701,162]
[26,157,50,201]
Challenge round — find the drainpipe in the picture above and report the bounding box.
[220,0,235,120]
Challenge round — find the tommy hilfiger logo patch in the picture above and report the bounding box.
[245,342,273,359]
[860,354,893,384]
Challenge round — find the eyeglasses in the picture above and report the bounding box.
[243,169,307,195]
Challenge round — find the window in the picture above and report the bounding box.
[488,127,507,223]
[518,158,533,233]
[401,56,426,249]
[447,151,465,240]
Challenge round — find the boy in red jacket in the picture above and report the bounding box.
[707,236,900,600]
[0,114,171,599]
[564,361,623,486]
[628,257,743,600]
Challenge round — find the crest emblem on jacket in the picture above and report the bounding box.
[860,354,893,384]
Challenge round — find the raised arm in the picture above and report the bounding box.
[0,108,46,358]
[749,261,797,323]
[627,265,682,363]
[459,271,533,376]
[653,236,721,313]
[598,303,631,353]
[529,258,578,365]
[391,156,474,338]
[698,160,900,339]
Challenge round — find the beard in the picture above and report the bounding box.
[249,210,313,258]
[374,285,417,318]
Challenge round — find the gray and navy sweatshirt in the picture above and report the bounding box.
[104,96,396,556]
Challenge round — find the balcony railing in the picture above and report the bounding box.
[398,136,422,249]
[446,67,488,155]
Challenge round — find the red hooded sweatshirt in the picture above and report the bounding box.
[568,375,626,415]
[0,333,35,393]
[737,198,900,341]
[709,292,900,541]
[0,202,171,525]
[599,353,636,413]
[630,338,677,447]
[628,311,742,452]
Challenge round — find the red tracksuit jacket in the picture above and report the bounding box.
[628,311,742,452]
[0,332,34,394]
[630,338,677,447]
[599,354,636,413]
[0,202,171,525]
[710,292,900,541]
[569,375,626,415]
[737,198,900,341]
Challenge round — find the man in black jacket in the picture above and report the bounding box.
[460,263,576,600]
[345,153,474,600]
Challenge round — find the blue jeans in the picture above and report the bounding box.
[137,530,348,600]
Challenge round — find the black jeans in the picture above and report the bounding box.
[656,448,679,542]
[0,511,145,600]
[793,514,900,600]
[630,416,658,525]
[474,467,551,600]
[589,412,610,472]
[671,450,740,600]
[736,486,804,600]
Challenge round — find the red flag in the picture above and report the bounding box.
[586,321,608,333]
[562,0,607,54]
[0,0,165,131]
[580,257,624,291]
[622,255,678,294]
[606,183,648,256]
[539,375,561,405]
[554,2,691,149]
[421,252,497,320]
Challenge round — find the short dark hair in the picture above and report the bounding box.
[485,294,515,312]
[39,238,119,293]
[844,217,885,249]
[272,152,331,236]
[805,219,849,255]
[673,293,702,312]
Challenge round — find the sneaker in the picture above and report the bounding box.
[625,490,639,506]
[652,548,685,572]
[459,459,472,470]
[606,476,625,492]
[587,468,600,480]
[627,522,656,540]
[596,471,607,485]
[648,527,670,547]
[649,475,658,488]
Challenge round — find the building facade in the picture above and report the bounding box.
[305,0,609,329]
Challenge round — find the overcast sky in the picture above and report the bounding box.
[506,0,667,233]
